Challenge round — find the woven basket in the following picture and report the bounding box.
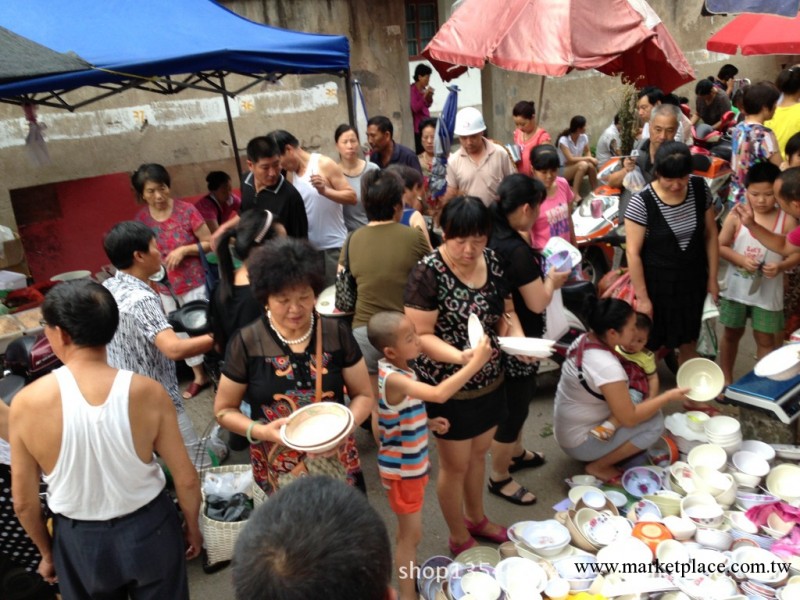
[199,464,266,566]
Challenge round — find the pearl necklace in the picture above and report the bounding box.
[267,310,315,345]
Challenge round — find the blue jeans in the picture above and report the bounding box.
[52,491,188,600]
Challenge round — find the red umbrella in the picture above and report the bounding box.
[706,11,800,55]
[421,0,695,93]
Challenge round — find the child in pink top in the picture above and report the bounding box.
[513,100,551,177]
[529,144,576,251]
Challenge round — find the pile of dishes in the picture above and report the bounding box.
[507,519,570,558]
[703,415,742,454]
[279,402,353,453]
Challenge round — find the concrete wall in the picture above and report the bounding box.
[0,0,409,234]
[481,0,791,148]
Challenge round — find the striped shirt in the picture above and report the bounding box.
[625,176,711,251]
[377,359,429,480]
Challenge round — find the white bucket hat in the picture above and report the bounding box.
[454,107,486,136]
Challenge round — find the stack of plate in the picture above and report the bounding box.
[497,336,555,358]
[279,402,354,453]
[703,415,742,454]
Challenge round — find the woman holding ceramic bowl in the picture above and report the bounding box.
[553,298,688,484]
[213,237,373,495]
[404,195,527,554]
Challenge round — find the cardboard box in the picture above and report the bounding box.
[0,233,24,269]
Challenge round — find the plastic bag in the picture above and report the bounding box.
[623,167,646,194]
[202,469,254,500]
[543,289,569,341]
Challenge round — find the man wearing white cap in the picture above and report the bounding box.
[443,107,516,207]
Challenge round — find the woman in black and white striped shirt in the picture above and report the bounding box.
[624,142,719,372]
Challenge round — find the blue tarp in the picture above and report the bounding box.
[705,0,800,16]
[0,0,350,98]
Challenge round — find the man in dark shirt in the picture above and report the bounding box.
[692,79,732,131]
[366,115,422,173]
[211,136,308,247]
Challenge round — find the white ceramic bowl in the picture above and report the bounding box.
[726,510,760,534]
[735,491,779,511]
[767,463,800,503]
[677,358,725,401]
[732,451,770,477]
[740,440,776,462]
[730,470,761,489]
[663,515,697,540]
[695,526,733,551]
[605,490,628,509]
[688,444,728,471]
[754,343,800,380]
[554,556,599,591]
[686,411,710,432]
[568,485,603,507]
[516,520,570,557]
[692,465,729,495]
[704,415,741,438]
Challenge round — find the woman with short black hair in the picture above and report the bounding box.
[213,237,373,495]
[625,142,719,404]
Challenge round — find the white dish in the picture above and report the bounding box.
[677,358,725,402]
[754,343,800,380]
[497,337,555,358]
[280,402,353,451]
[494,557,547,594]
[772,444,800,461]
[459,571,502,600]
[467,313,483,350]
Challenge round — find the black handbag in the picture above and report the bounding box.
[334,232,357,314]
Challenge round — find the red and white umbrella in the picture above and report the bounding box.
[421,0,695,92]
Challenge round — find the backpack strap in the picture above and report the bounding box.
[567,335,616,401]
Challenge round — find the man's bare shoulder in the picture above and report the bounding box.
[11,373,60,412]
[129,373,171,408]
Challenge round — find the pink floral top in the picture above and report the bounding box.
[136,199,206,296]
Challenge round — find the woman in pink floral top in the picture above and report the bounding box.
[133,163,213,398]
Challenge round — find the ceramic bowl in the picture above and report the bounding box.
[554,555,599,591]
[494,557,547,596]
[628,499,662,523]
[767,463,800,503]
[566,509,601,553]
[581,489,608,510]
[677,358,725,401]
[687,444,727,471]
[575,495,619,516]
[280,402,353,452]
[767,513,795,537]
[644,491,682,517]
[703,415,741,438]
[622,466,663,498]
[597,537,653,579]
[725,510,759,535]
[692,465,729,496]
[568,485,604,507]
[583,513,633,547]
[662,515,697,540]
[632,521,673,553]
[754,343,800,381]
[656,538,690,564]
[734,547,788,585]
[544,578,570,600]
[515,520,570,557]
[684,504,724,529]
[605,490,628,510]
[454,545,501,567]
[730,470,762,490]
[740,440,776,463]
[686,411,710,432]
[732,451,770,477]
[566,474,602,488]
[695,526,733,551]
[459,570,502,600]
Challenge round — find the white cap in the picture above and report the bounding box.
[454,107,486,136]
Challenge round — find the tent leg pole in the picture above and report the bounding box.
[344,69,355,127]
[219,74,243,183]
[537,76,546,121]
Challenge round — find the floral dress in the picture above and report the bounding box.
[222,315,364,495]
[404,248,508,440]
[136,200,206,296]
[729,122,778,205]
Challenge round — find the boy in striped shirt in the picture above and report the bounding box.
[368,311,491,600]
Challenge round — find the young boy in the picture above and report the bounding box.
[367,311,492,600]
[720,162,800,384]
[591,312,659,441]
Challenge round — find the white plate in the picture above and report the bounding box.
[497,337,555,358]
[459,571,502,600]
[754,343,800,380]
[281,403,352,449]
[772,444,800,461]
[467,313,483,350]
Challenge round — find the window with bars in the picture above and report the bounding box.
[406,0,438,58]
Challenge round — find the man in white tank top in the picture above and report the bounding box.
[268,129,356,286]
[9,280,201,598]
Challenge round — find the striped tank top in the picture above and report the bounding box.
[377,358,429,480]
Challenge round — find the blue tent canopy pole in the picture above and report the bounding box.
[218,73,242,180]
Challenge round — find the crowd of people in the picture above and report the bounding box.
[4,60,800,600]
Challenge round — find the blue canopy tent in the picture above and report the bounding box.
[0,0,352,175]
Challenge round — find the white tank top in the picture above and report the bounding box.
[722,210,787,311]
[293,153,347,250]
[44,366,165,520]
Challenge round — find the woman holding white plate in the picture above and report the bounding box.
[553,298,688,484]
[405,196,528,554]
[213,237,373,495]
[487,173,570,505]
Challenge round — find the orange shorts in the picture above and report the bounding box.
[382,475,429,515]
